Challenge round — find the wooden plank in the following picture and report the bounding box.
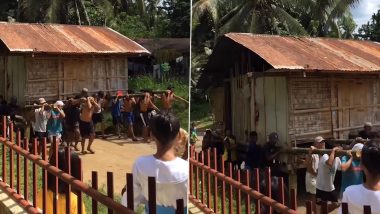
[255,77,266,145]
[264,76,277,136]
[275,77,288,146]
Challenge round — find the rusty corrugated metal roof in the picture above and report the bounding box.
[225,33,380,72]
[135,38,190,53]
[0,22,150,55]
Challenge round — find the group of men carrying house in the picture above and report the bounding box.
[201,122,380,213]
[0,86,177,155]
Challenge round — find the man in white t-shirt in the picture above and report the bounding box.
[339,141,380,214]
[33,98,51,154]
[306,136,324,213]
[121,112,187,213]
[314,146,352,213]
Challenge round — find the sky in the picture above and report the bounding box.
[351,0,380,30]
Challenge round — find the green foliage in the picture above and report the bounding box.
[162,0,191,37]
[356,9,380,42]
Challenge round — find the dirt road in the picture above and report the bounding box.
[79,137,156,194]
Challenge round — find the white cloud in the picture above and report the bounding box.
[351,0,380,29]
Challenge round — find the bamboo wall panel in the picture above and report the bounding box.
[7,56,25,104]
[0,56,4,97]
[254,77,265,145]
[209,87,225,123]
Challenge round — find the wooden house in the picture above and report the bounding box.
[199,33,380,146]
[0,22,150,105]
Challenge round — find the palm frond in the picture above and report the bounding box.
[218,1,255,35]
[192,0,218,24]
[273,6,308,35]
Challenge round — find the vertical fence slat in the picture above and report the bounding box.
[213,148,218,213]
[16,131,21,194]
[237,170,241,214]
[265,167,272,214]
[23,138,28,201]
[207,149,211,209]
[221,155,225,214]
[320,201,328,214]
[254,168,260,214]
[342,203,348,214]
[92,171,98,214]
[176,199,184,214]
[65,146,71,213]
[195,151,199,201]
[107,171,114,214]
[278,177,284,205]
[1,117,5,187]
[9,123,14,188]
[229,162,233,214]
[245,170,250,214]
[306,200,312,214]
[290,188,297,211]
[148,176,157,214]
[32,139,37,208]
[126,173,134,211]
[42,138,47,214]
[201,151,205,205]
[53,137,58,214]
[364,205,371,214]
[78,157,83,214]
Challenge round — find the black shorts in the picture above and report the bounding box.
[316,189,339,204]
[92,113,103,124]
[79,120,95,138]
[34,131,47,141]
[139,112,149,127]
[112,115,122,125]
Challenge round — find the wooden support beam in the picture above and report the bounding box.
[285,147,360,157]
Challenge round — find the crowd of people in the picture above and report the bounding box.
[0,86,177,154]
[200,122,380,213]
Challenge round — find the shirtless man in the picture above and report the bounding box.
[79,97,100,154]
[122,91,138,141]
[139,92,159,142]
[160,87,175,112]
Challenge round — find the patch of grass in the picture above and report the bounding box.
[190,100,214,130]
[129,75,189,131]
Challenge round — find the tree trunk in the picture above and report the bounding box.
[74,0,82,25]
[78,0,91,25]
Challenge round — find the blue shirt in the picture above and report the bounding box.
[47,110,63,134]
[341,156,363,194]
[111,99,121,117]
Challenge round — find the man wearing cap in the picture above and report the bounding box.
[358,122,376,140]
[33,98,50,154]
[314,145,353,212]
[340,143,364,198]
[47,100,65,143]
[81,88,89,98]
[305,136,325,213]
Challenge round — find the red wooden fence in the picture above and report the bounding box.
[0,116,185,214]
[189,147,298,214]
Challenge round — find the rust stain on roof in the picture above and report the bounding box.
[0,22,150,55]
[225,33,380,72]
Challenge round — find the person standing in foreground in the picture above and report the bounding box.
[305,136,324,214]
[314,146,353,213]
[111,91,123,138]
[339,141,380,214]
[79,97,100,154]
[121,112,187,213]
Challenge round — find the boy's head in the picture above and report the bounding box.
[352,143,364,160]
[361,140,380,180]
[150,112,180,146]
[313,136,325,149]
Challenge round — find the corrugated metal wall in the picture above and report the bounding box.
[5,56,25,104]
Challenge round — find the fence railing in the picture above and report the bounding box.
[0,116,185,214]
[189,146,298,214]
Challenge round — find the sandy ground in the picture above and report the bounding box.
[78,136,156,194]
